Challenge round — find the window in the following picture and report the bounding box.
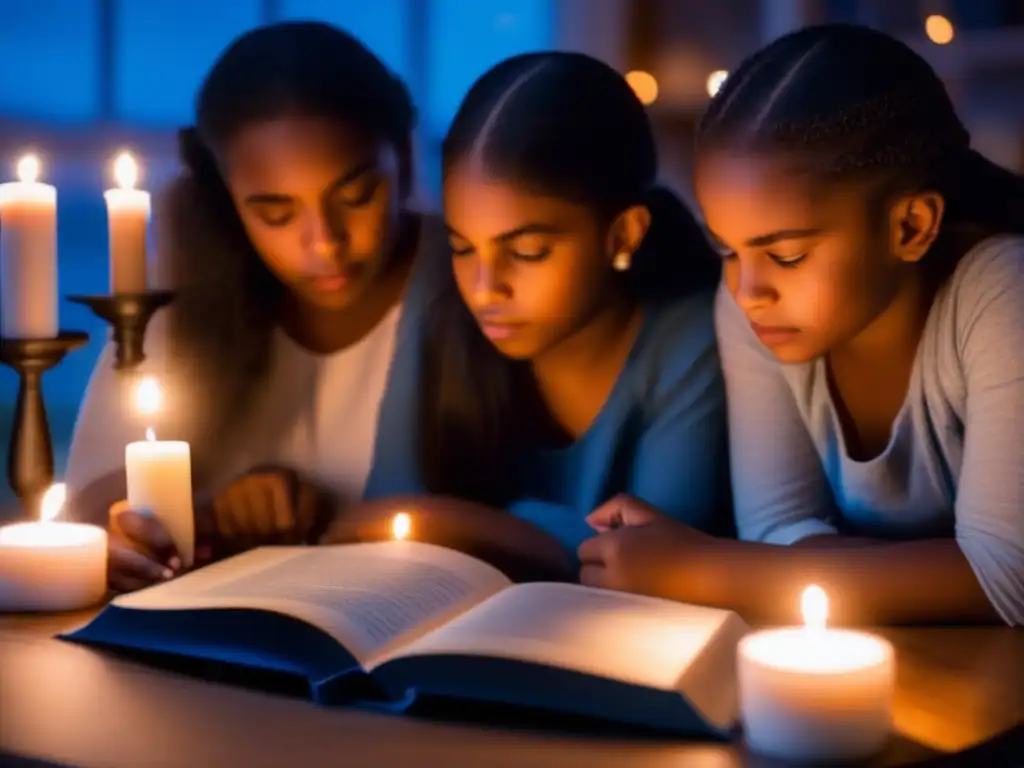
[425,0,554,136]
[278,0,411,82]
[115,1,262,125]
[0,0,99,122]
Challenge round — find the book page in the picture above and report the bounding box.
[379,582,746,693]
[113,542,512,664]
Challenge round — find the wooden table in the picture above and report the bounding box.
[1,612,1021,768]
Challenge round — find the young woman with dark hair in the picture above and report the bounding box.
[579,24,1024,626]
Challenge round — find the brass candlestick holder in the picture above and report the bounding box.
[67,291,174,370]
[0,332,89,513]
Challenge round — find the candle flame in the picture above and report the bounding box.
[146,427,156,442]
[114,151,139,190]
[392,512,411,541]
[40,483,67,522]
[801,585,828,631]
[134,375,163,416]
[17,154,40,183]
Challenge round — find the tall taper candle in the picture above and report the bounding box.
[0,154,58,339]
[105,152,150,294]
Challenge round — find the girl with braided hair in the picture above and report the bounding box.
[578,24,1024,626]
[66,22,450,592]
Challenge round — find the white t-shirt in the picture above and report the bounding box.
[65,303,402,522]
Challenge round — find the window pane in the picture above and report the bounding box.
[426,0,554,136]
[279,0,411,82]
[115,1,262,125]
[0,0,98,122]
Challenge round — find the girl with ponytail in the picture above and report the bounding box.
[330,52,728,573]
[580,24,1024,626]
[66,22,449,592]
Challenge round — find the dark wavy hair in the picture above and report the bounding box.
[696,23,1024,279]
[157,21,415,488]
[417,51,719,508]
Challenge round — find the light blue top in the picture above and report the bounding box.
[716,235,1024,626]
[369,289,730,556]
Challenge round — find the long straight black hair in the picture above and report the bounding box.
[417,52,719,508]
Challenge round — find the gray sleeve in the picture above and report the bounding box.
[951,238,1024,626]
[715,284,837,543]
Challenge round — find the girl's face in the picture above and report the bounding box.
[695,150,911,363]
[443,160,618,361]
[222,116,406,310]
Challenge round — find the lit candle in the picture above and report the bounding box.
[105,151,150,294]
[738,586,895,762]
[0,484,108,612]
[392,511,411,540]
[124,378,194,567]
[0,154,58,339]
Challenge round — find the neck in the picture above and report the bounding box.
[833,268,932,366]
[281,212,419,354]
[531,293,642,388]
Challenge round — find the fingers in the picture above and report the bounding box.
[585,501,624,532]
[108,542,175,593]
[214,472,298,544]
[115,510,180,568]
[576,532,610,566]
[578,564,608,589]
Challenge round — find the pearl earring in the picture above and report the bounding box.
[612,251,631,272]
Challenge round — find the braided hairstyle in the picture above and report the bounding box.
[697,23,1024,276]
[418,51,719,507]
[159,22,415,489]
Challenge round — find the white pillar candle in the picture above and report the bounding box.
[0,484,108,613]
[125,428,194,568]
[738,586,895,762]
[0,154,58,339]
[104,151,150,294]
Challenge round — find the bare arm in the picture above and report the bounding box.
[681,535,1000,625]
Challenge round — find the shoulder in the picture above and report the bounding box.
[943,235,1024,355]
[631,289,722,407]
[405,211,451,307]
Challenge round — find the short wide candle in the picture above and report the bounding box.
[738,586,895,762]
[0,484,108,613]
[125,428,194,567]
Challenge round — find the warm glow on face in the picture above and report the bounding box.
[134,375,163,416]
[801,585,828,631]
[392,512,411,541]
[706,70,729,97]
[145,427,156,442]
[925,15,954,44]
[17,154,41,183]
[114,152,139,189]
[40,483,67,523]
[625,70,659,106]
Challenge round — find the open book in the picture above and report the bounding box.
[64,542,749,735]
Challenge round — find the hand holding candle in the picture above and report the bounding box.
[0,154,58,339]
[0,484,108,612]
[738,585,895,762]
[105,151,150,294]
[124,377,195,567]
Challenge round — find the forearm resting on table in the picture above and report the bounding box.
[684,536,1002,625]
[327,495,575,583]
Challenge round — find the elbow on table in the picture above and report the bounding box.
[957,528,1024,627]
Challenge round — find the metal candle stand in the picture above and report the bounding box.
[68,290,175,370]
[0,332,89,514]
[1,290,174,515]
